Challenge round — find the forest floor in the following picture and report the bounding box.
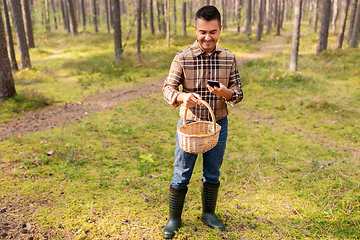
[0,30,292,141]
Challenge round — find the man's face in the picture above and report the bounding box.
[195,19,222,54]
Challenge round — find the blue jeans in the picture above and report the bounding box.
[170,116,228,190]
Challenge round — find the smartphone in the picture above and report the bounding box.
[207,80,220,88]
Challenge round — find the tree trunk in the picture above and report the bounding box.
[2,0,18,70]
[50,0,58,29]
[21,0,35,47]
[92,0,98,32]
[143,0,148,30]
[137,0,142,62]
[181,0,186,36]
[173,0,176,34]
[276,0,281,35]
[312,0,319,32]
[236,0,242,33]
[105,0,110,33]
[337,0,350,48]
[113,0,122,61]
[155,0,161,33]
[45,0,51,31]
[0,7,16,99]
[81,0,85,30]
[149,0,154,34]
[67,0,78,36]
[257,0,265,41]
[350,0,360,47]
[317,0,332,53]
[165,0,170,46]
[266,0,271,34]
[245,0,252,41]
[348,0,358,44]
[290,0,303,72]
[331,0,340,33]
[61,0,69,31]
[9,0,31,69]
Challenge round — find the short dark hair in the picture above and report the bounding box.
[195,5,221,27]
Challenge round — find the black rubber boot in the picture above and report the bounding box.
[201,181,225,231]
[163,186,187,239]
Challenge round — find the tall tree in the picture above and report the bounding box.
[2,0,18,70]
[9,0,31,69]
[348,0,358,44]
[290,0,303,72]
[337,0,350,48]
[312,0,319,32]
[61,0,69,31]
[155,0,161,33]
[331,0,340,33]
[92,0,98,32]
[276,0,281,35]
[45,0,50,31]
[149,0,155,34]
[50,0,57,29]
[350,0,360,47]
[67,0,78,36]
[256,0,265,41]
[165,0,170,46]
[81,0,86,30]
[21,0,35,47]
[317,0,332,53]
[181,0,186,36]
[137,0,142,61]
[0,7,16,100]
[173,0,176,34]
[105,0,110,33]
[113,0,123,60]
[236,0,242,33]
[266,0,271,34]
[245,0,252,41]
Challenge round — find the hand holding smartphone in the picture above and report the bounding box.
[207,80,220,88]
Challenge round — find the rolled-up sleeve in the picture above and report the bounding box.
[225,58,243,106]
[162,54,184,108]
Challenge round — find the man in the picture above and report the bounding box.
[162,5,243,239]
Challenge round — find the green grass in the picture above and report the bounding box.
[1,22,360,239]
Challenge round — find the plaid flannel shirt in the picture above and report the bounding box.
[163,40,243,122]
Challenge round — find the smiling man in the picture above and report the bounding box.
[162,5,243,239]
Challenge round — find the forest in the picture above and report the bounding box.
[1,0,360,239]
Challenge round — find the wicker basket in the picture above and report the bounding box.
[177,100,221,154]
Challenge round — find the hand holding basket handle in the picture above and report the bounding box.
[177,100,221,154]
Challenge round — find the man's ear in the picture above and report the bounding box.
[219,25,223,32]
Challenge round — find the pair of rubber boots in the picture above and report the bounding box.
[163,182,225,239]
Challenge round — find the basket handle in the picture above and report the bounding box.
[183,100,216,132]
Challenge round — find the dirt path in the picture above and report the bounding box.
[0,32,292,141]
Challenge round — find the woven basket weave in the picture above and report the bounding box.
[177,100,221,154]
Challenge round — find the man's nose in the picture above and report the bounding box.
[205,34,211,41]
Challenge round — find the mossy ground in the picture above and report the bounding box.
[1,22,360,239]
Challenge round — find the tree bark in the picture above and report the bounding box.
[81,0,86,30]
[181,0,186,36]
[245,0,252,41]
[350,0,360,47]
[137,0,142,62]
[331,0,340,33]
[113,0,122,61]
[173,0,176,34]
[165,0,170,46]
[266,0,271,34]
[257,0,265,41]
[9,0,31,69]
[21,0,35,47]
[0,7,16,100]
[276,0,281,35]
[92,0,98,32]
[348,0,358,44]
[155,0,161,33]
[337,0,350,48]
[2,0,18,70]
[317,0,332,53]
[290,0,303,72]
[149,0,155,34]
[236,0,242,33]
[312,0,319,32]
[67,0,78,36]
[50,0,58,29]
[105,0,110,33]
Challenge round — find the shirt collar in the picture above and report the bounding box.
[191,40,223,57]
